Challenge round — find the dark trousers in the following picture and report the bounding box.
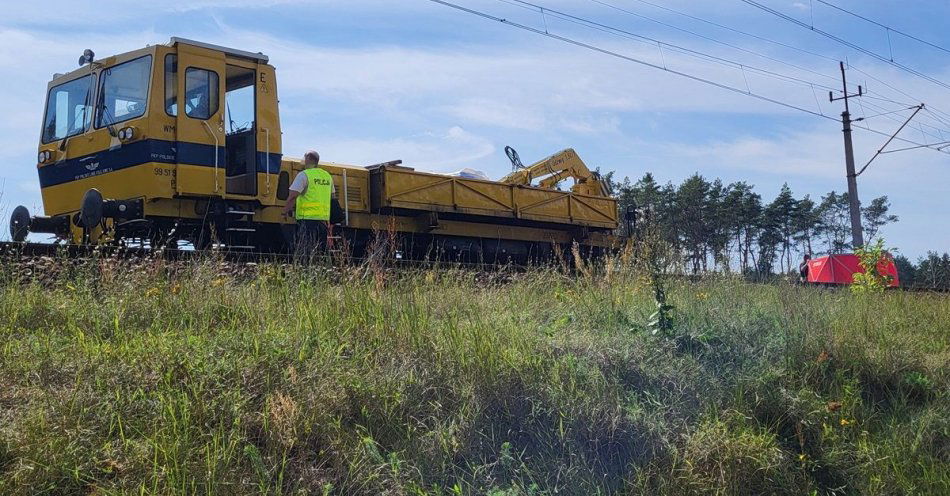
[296,220,328,258]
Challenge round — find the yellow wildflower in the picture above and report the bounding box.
[840,418,852,426]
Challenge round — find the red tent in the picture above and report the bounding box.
[806,254,900,287]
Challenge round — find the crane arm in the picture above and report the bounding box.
[500,148,608,197]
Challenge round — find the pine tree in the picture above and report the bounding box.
[792,195,820,257]
[766,184,798,273]
[706,179,731,271]
[892,254,917,287]
[862,195,898,242]
[757,194,786,274]
[676,174,711,273]
[723,182,762,272]
[817,191,852,254]
[917,252,950,289]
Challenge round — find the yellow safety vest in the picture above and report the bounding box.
[296,168,333,221]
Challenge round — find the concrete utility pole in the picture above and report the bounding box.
[830,61,865,249]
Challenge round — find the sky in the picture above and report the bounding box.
[1,0,948,259]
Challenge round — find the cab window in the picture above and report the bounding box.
[41,74,95,144]
[165,54,178,116]
[184,67,219,119]
[96,55,152,128]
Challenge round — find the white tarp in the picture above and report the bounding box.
[444,168,491,181]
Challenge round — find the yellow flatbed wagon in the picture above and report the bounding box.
[10,38,627,261]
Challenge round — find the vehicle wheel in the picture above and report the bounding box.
[79,189,104,229]
[10,205,30,242]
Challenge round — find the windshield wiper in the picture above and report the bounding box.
[59,85,95,153]
[96,97,118,138]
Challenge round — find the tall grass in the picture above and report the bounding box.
[0,255,947,494]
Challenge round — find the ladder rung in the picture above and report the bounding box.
[226,210,255,216]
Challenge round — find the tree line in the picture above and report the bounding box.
[893,252,950,290]
[606,172,900,275]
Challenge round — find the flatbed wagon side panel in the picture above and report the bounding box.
[372,166,619,230]
[382,168,515,216]
[512,189,618,229]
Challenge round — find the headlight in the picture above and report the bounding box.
[118,127,134,141]
[37,150,51,163]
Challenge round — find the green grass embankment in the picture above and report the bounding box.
[0,259,947,494]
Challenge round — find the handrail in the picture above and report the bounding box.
[201,120,219,193]
[263,128,271,196]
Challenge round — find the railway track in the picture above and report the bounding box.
[0,241,526,273]
[0,241,292,263]
[1,241,947,294]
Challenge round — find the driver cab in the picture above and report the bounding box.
[162,38,281,201]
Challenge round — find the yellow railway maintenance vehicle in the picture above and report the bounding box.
[10,38,626,261]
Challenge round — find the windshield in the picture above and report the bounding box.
[41,74,95,144]
[96,55,152,128]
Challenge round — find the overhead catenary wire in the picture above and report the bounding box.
[582,0,841,85]
[592,0,950,130]
[739,0,950,93]
[859,93,950,140]
[431,0,829,117]
[856,105,920,122]
[851,99,949,146]
[612,0,950,125]
[814,0,950,57]
[427,0,950,156]
[610,0,950,149]
[626,0,840,63]
[497,0,841,93]
[865,90,950,131]
[857,99,948,143]
[520,1,946,141]
[849,65,950,124]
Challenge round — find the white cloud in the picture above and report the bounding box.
[292,126,495,172]
[443,99,545,131]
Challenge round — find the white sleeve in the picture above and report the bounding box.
[289,171,308,193]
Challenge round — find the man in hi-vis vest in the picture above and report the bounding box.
[283,150,336,254]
